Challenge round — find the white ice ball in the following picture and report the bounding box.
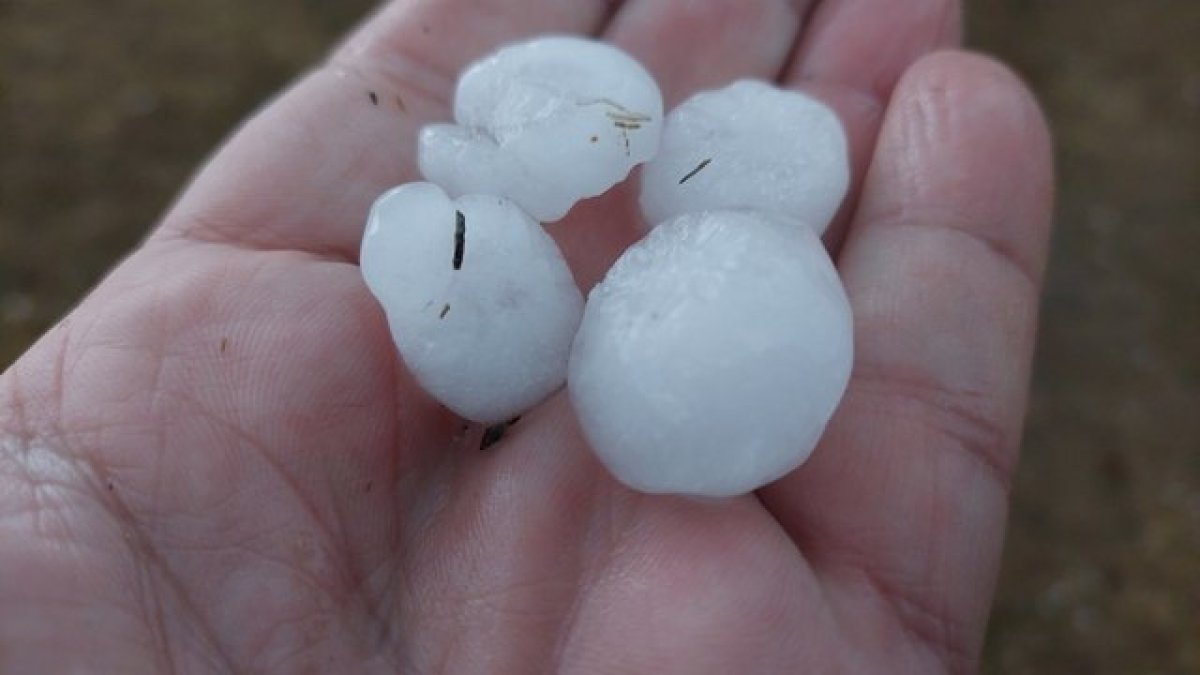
[361,182,583,423]
[420,35,663,222]
[640,80,849,235]
[568,210,853,497]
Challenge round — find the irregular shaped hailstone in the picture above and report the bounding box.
[568,211,853,497]
[362,182,583,423]
[640,80,849,235]
[420,35,663,222]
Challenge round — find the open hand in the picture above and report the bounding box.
[0,1,1052,672]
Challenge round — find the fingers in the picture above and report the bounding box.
[605,0,807,107]
[760,51,1053,669]
[558,0,959,286]
[331,0,621,95]
[152,0,961,266]
[783,0,962,251]
[156,0,618,260]
[553,0,812,290]
[786,0,961,99]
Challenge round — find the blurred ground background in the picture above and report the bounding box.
[1,0,1196,672]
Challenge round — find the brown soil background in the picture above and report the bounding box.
[1,1,1197,671]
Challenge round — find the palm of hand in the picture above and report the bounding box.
[0,1,1052,673]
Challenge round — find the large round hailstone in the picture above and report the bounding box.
[420,35,663,223]
[568,211,853,497]
[640,80,849,235]
[361,182,583,423]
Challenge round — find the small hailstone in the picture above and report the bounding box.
[361,182,583,423]
[640,80,849,235]
[420,35,663,222]
[568,211,853,498]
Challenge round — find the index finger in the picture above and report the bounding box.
[153,0,620,261]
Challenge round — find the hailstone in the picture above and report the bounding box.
[640,80,849,235]
[420,35,663,222]
[361,182,583,423]
[568,210,853,497]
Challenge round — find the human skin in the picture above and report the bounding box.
[0,1,1053,673]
